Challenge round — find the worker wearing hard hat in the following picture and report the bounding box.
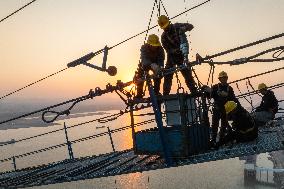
[251,83,278,126]
[133,34,165,98]
[203,71,239,144]
[157,15,197,95]
[216,101,258,148]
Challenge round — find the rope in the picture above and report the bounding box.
[110,0,210,50]
[246,78,262,98]
[0,68,68,100]
[245,80,255,110]
[144,0,158,43]
[235,83,253,106]
[0,0,38,24]
[159,0,169,17]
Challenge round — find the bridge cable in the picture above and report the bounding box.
[0,0,38,24]
[0,68,68,100]
[0,0,210,101]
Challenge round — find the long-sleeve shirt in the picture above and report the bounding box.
[257,90,278,113]
[210,83,239,109]
[140,44,165,68]
[230,106,255,133]
[161,23,193,55]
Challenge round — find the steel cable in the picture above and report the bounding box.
[0,0,38,24]
[0,68,68,100]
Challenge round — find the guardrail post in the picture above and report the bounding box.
[147,77,172,166]
[12,156,17,171]
[107,126,116,152]
[64,122,74,160]
[130,104,136,151]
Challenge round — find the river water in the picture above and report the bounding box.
[0,109,281,188]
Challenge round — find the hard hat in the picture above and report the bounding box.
[258,83,267,90]
[147,34,161,46]
[158,15,170,29]
[224,101,237,114]
[218,71,228,78]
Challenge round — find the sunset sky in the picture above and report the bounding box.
[0,0,283,106]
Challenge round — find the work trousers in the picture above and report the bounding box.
[211,107,231,143]
[217,126,258,147]
[163,54,197,95]
[136,67,161,98]
[250,111,274,126]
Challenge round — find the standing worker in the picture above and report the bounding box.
[134,34,165,98]
[251,83,278,126]
[203,71,239,144]
[216,101,258,148]
[157,15,197,95]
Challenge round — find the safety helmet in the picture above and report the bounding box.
[258,83,267,90]
[147,34,161,46]
[224,101,237,114]
[218,71,228,78]
[158,15,170,29]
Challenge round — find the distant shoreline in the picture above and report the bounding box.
[0,111,109,131]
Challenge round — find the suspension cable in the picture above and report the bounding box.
[0,0,210,101]
[237,82,284,99]
[203,33,284,60]
[0,0,38,24]
[0,68,68,100]
[110,0,210,49]
[229,65,284,84]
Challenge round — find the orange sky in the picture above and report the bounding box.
[0,0,283,106]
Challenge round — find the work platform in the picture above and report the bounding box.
[0,120,284,188]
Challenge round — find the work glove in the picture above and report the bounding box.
[150,63,161,76]
[133,71,143,84]
[217,90,228,97]
[202,85,212,93]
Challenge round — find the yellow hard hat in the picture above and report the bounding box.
[218,71,228,78]
[224,101,237,114]
[147,34,161,46]
[158,15,170,29]
[258,83,267,90]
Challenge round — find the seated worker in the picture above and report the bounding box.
[203,71,239,144]
[251,83,278,126]
[134,34,165,98]
[216,101,258,148]
[158,15,197,95]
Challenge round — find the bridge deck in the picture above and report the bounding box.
[0,120,284,188]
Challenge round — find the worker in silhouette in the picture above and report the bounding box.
[133,34,165,98]
[251,83,278,126]
[203,71,239,144]
[157,15,197,95]
[216,101,258,148]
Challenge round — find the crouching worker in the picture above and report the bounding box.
[251,83,278,126]
[216,101,258,148]
[134,34,165,98]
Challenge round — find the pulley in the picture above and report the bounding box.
[67,46,117,76]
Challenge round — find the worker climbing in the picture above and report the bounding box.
[216,101,258,148]
[251,83,278,126]
[203,71,239,145]
[133,34,165,99]
[157,15,197,95]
